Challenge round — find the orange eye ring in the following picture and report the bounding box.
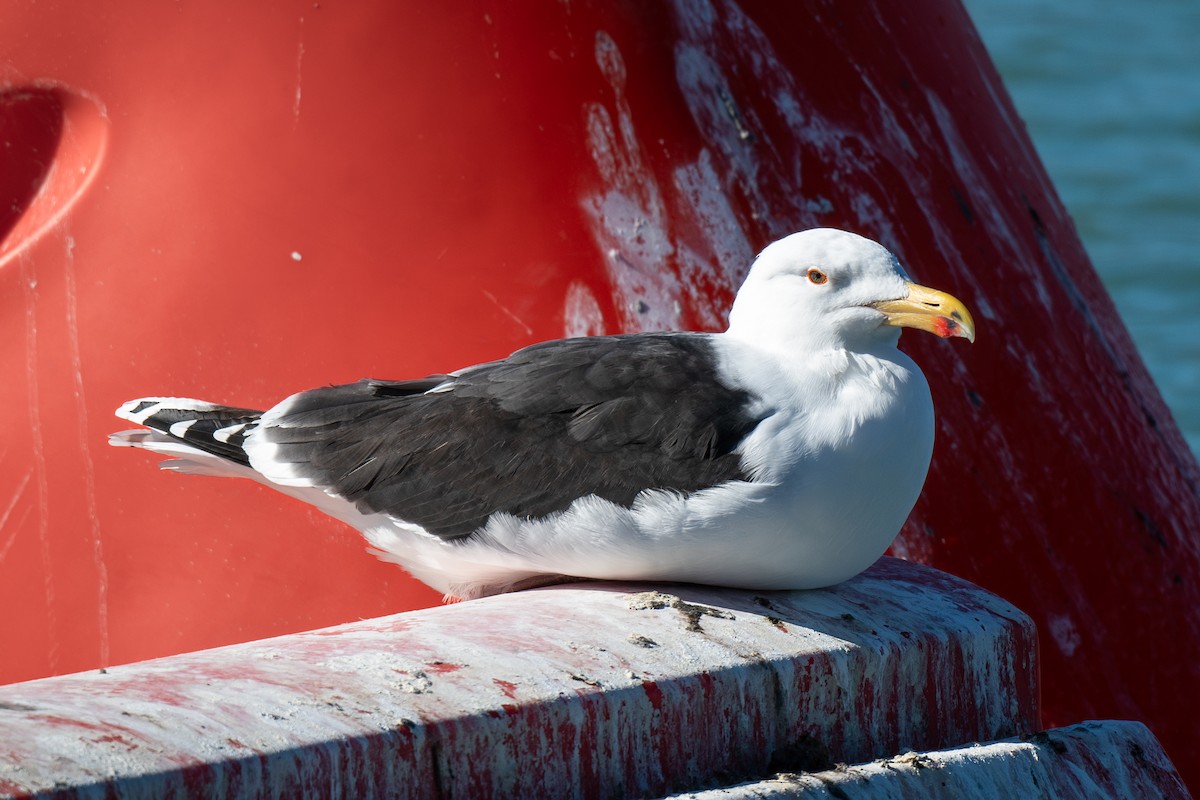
[807,268,828,285]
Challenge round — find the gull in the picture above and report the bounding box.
[111,228,974,600]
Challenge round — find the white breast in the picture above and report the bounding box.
[694,339,936,588]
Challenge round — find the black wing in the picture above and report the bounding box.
[258,333,764,539]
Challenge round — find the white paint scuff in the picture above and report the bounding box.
[0,470,32,564]
[64,234,111,668]
[563,281,606,338]
[577,0,1013,350]
[22,255,58,670]
[581,30,681,332]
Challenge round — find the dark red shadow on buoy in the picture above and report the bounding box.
[0,84,107,267]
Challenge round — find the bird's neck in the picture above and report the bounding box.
[724,314,903,364]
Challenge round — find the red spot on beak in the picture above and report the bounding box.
[934,317,958,338]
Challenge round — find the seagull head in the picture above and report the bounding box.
[726,228,975,353]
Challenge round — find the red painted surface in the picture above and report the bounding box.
[1,1,1197,789]
[0,558,1040,799]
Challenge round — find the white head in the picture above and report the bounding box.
[726,228,974,354]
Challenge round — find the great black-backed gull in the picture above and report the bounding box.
[111,228,974,600]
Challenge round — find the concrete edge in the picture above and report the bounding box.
[0,557,1038,799]
[665,720,1191,799]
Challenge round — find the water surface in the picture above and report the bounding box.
[964,0,1200,456]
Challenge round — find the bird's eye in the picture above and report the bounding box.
[807,268,828,285]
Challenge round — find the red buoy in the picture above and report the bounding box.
[1,2,1196,788]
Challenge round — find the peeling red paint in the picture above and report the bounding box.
[425,661,464,675]
[0,780,28,797]
[642,680,664,712]
[0,559,1040,798]
[90,734,136,751]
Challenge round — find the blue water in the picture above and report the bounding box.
[963,0,1200,457]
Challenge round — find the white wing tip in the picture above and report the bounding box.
[109,429,159,448]
[115,397,222,424]
[213,423,250,443]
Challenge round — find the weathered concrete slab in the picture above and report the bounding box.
[0,557,1037,799]
[666,720,1190,799]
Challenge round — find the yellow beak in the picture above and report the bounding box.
[870,282,976,343]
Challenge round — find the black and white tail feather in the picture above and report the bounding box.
[113,398,262,473]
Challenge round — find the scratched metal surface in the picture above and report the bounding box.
[666,721,1191,799]
[0,558,1036,799]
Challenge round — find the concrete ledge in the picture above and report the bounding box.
[667,720,1190,799]
[0,557,1037,799]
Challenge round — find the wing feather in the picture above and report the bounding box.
[252,333,764,539]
